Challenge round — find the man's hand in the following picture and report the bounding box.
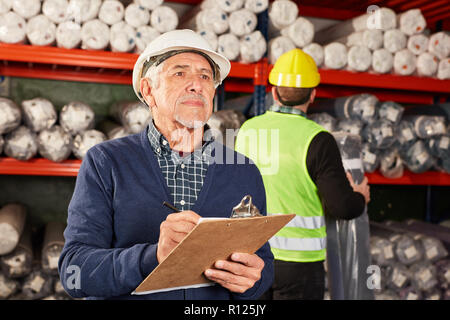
[204,253,264,294]
[157,210,201,263]
[346,172,371,204]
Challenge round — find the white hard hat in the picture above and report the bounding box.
[132,29,231,103]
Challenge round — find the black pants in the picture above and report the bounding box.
[260,259,325,300]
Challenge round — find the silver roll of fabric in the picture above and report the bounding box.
[59,101,95,136]
[0,97,22,135]
[4,125,38,161]
[379,147,403,179]
[308,112,337,132]
[110,101,152,134]
[401,140,435,173]
[72,129,107,159]
[378,101,404,125]
[37,125,73,162]
[21,97,57,133]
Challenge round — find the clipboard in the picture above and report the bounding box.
[133,214,295,295]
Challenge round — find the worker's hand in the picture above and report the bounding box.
[157,210,201,263]
[346,172,371,204]
[204,252,264,294]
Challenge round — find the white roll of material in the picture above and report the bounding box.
[268,0,298,30]
[372,48,393,74]
[134,0,163,11]
[407,34,429,55]
[417,52,438,77]
[280,17,314,48]
[0,0,12,14]
[72,129,106,159]
[59,101,95,135]
[394,49,417,75]
[98,0,124,26]
[0,97,21,135]
[42,0,70,24]
[56,21,82,49]
[347,45,372,72]
[26,15,56,47]
[200,8,229,35]
[229,9,257,37]
[366,7,397,31]
[198,30,218,51]
[240,30,267,63]
[428,32,450,60]
[37,125,73,163]
[66,0,102,23]
[135,25,160,54]
[324,42,347,70]
[4,126,38,161]
[124,3,150,28]
[12,0,41,19]
[150,5,178,33]
[245,0,268,14]
[216,0,244,13]
[268,36,295,65]
[0,11,26,44]
[437,58,450,80]
[217,33,240,61]
[363,29,383,50]
[110,21,136,53]
[398,9,426,36]
[384,29,407,53]
[81,19,110,50]
[303,43,324,68]
[21,98,57,132]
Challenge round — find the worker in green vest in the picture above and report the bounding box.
[235,48,370,300]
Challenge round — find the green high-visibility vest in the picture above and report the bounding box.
[235,111,327,262]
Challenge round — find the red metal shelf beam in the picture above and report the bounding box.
[366,170,450,186]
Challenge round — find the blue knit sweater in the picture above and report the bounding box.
[58,127,274,300]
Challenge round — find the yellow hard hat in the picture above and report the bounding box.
[269,48,320,88]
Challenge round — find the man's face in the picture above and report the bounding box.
[145,52,216,129]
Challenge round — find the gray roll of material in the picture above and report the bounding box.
[394,49,417,76]
[391,233,424,266]
[198,8,229,35]
[337,94,378,124]
[362,143,379,173]
[379,147,403,178]
[428,32,450,60]
[41,222,66,276]
[26,14,57,47]
[280,17,314,48]
[59,101,95,136]
[336,118,364,136]
[437,58,450,80]
[56,21,82,49]
[417,52,439,77]
[395,120,417,152]
[401,140,435,173]
[378,101,404,125]
[197,30,218,52]
[124,3,150,28]
[410,261,438,292]
[98,0,124,26]
[308,112,337,132]
[110,101,152,134]
[407,34,429,55]
[42,0,69,24]
[81,19,110,50]
[244,0,268,14]
[216,0,244,12]
[98,119,130,140]
[0,0,12,14]
[72,129,107,159]
[386,263,411,291]
[398,286,422,300]
[268,36,295,65]
[416,235,448,263]
[370,236,396,267]
[135,26,160,54]
[366,120,396,150]
[0,225,33,279]
[134,0,163,11]
[110,21,136,53]
[37,125,73,162]
[4,126,38,161]
[398,8,426,36]
[240,30,267,63]
[150,5,179,33]
[372,48,393,74]
[0,97,22,135]
[229,8,257,37]
[0,203,26,256]
[303,43,324,68]
[406,115,447,139]
[22,268,54,300]
[12,0,41,19]
[0,11,27,44]
[21,98,57,133]
[324,42,347,70]
[268,0,298,30]
[217,33,240,61]
[66,0,102,24]
[435,259,450,289]
[384,29,407,53]
[0,273,20,299]
[428,135,450,159]
[347,45,372,72]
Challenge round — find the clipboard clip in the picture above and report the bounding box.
[230,195,262,219]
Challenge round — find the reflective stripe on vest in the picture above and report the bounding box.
[269,236,326,252]
[268,213,325,230]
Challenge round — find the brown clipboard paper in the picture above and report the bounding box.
[132,214,295,295]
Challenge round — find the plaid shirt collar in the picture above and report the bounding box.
[270,104,307,118]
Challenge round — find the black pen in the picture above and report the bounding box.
[163,201,180,213]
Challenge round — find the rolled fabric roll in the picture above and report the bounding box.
[347,45,372,72]
[135,25,160,54]
[98,0,124,25]
[280,17,314,48]
[308,112,337,132]
[198,30,218,51]
[366,120,396,150]
[4,126,38,161]
[378,101,404,125]
[394,49,416,75]
[56,20,82,49]
[21,97,57,132]
[437,58,450,80]
[0,225,33,279]
[362,143,379,173]
[396,120,417,152]
[216,0,244,12]
[384,29,407,53]
[200,8,229,35]
[26,15,57,47]
[0,203,26,256]
[240,30,267,63]
[268,0,298,30]
[336,118,364,136]
[217,33,240,61]
[81,19,110,50]
[110,101,151,134]
[41,222,66,276]
[379,148,403,179]
[363,29,383,50]
[302,43,324,68]
[110,21,136,53]
[0,11,27,44]
[0,97,22,135]
[229,9,257,37]
[268,36,295,65]
[372,48,393,74]
[324,42,347,70]
[402,141,435,174]
[335,31,364,47]
[66,0,102,24]
[417,52,439,77]
[124,3,150,28]
[98,119,130,140]
[12,0,40,19]
[37,125,73,162]
[0,0,12,14]
[72,129,107,159]
[22,268,54,300]
[42,0,69,24]
[134,0,163,11]
[245,0,268,14]
[407,115,446,139]
[59,101,95,136]
[428,32,450,60]
[398,9,426,36]
[150,5,178,33]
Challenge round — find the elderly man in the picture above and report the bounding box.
[58,29,273,300]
